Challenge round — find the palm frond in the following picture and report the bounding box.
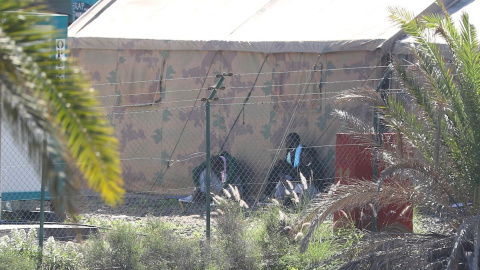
[332,233,453,270]
[298,176,418,253]
[446,216,480,269]
[0,0,124,211]
[332,109,374,135]
[303,1,480,268]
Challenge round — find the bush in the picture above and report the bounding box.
[0,210,357,270]
[41,237,83,270]
[250,206,293,269]
[212,198,261,270]
[140,218,203,270]
[0,228,83,270]
[0,249,35,270]
[83,223,142,270]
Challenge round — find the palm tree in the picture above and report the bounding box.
[0,0,124,213]
[296,1,480,268]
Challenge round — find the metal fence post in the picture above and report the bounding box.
[38,135,47,267]
[372,63,394,232]
[202,72,232,241]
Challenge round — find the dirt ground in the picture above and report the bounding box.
[68,191,449,238]
[73,192,222,235]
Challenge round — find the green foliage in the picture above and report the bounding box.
[83,224,142,270]
[303,224,351,265]
[0,0,124,212]
[140,219,203,270]
[322,3,480,250]
[212,198,261,270]
[139,217,202,269]
[245,205,352,270]
[252,207,291,268]
[387,1,480,208]
[81,234,110,269]
[107,224,142,270]
[0,249,35,270]
[0,229,81,270]
[297,1,480,268]
[0,213,358,270]
[82,217,204,270]
[2,229,38,259]
[41,237,83,270]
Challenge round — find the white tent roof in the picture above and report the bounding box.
[68,0,448,53]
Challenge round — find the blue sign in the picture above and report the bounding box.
[72,1,92,21]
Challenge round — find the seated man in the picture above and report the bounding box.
[297,146,328,195]
[190,151,242,202]
[264,133,326,205]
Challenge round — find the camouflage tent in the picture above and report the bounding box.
[67,0,452,198]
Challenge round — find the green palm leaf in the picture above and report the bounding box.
[0,0,124,212]
[298,1,480,259]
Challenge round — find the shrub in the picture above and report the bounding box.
[212,197,261,270]
[140,218,203,270]
[248,206,296,269]
[0,228,84,270]
[83,223,142,270]
[41,237,83,270]
[0,249,35,270]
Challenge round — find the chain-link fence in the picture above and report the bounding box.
[0,62,444,252]
[82,64,384,214]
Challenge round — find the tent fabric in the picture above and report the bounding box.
[66,0,475,194]
[68,0,436,53]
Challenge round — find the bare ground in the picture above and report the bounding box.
[73,192,220,236]
[70,191,449,238]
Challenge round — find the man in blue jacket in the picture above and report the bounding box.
[264,133,326,205]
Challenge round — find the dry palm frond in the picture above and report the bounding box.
[310,1,480,267]
[446,215,480,270]
[298,178,414,253]
[335,86,385,106]
[295,121,463,251]
[334,233,453,270]
[297,164,461,253]
[332,109,374,135]
[380,159,468,218]
[310,231,453,270]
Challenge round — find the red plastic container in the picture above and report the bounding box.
[333,133,413,232]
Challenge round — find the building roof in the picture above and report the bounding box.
[69,0,461,53]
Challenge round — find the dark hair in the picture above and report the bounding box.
[287,132,300,143]
[286,132,301,149]
[210,155,224,172]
